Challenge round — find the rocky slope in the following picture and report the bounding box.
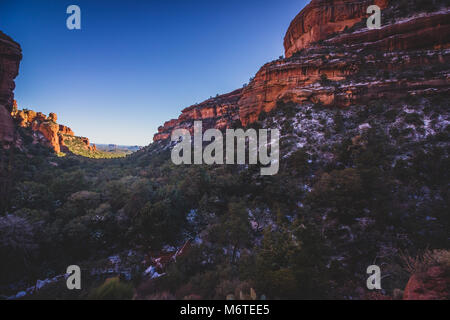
[154,0,450,140]
[0,31,22,144]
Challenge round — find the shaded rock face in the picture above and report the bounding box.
[0,31,22,143]
[283,0,389,58]
[0,105,14,143]
[404,266,450,300]
[154,1,450,141]
[326,10,450,52]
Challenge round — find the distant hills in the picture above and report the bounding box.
[95,144,141,154]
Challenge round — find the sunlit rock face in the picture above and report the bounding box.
[238,5,450,126]
[0,31,22,143]
[153,89,243,142]
[151,0,448,141]
[12,104,99,153]
[283,0,389,58]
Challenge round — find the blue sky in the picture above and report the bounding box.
[0,0,307,146]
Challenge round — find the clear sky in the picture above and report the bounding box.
[0,0,308,146]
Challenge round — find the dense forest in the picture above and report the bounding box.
[1,92,448,299]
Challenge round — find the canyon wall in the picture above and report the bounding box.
[0,31,22,144]
[154,0,450,141]
[239,8,450,126]
[283,0,389,58]
[154,89,242,141]
[0,31,95,154]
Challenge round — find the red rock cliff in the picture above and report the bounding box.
[154,89,243,141]
[0,31,22,144]
[12,107,72,153]
[239,7,450,126]
[11,105,98,153]
[1,31,97,154]
[152,0,449,141]
[283,0,389,58]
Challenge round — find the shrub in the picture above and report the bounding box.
[89,277,134,300]
[404,113,424,126]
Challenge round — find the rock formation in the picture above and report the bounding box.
[1,31,98,155]
[12,104,96,153]
[154,89,242,141]
[58,124,74,136]
[283,0,389,58]
[0,31,22,144]
[154,0,450,141]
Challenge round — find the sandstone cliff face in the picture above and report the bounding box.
[283,0,389,58]
[154,89,242,141]
[12,107,69,153]
[239,7,450,126]
[32,120,61,153]
[0,31,97,155]
[11,105,97,153]
[0,31,22,144]
[58,124,75,136]
[154,1,450,140]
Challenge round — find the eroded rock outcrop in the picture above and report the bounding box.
[12,107,69,153]
[0,31,22,144]
[11,105,97,153]
[1,31,97,155]
[32,120,61,152]
[154,89,242,141]
[152,0,450,141]
[283,0,389,58]
[238,6,450,126]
